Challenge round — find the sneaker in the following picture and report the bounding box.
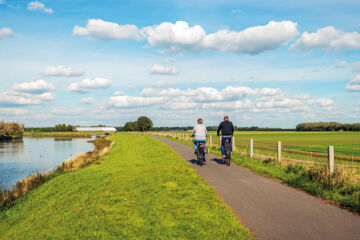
[222,155,226,159]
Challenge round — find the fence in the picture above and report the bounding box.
[147,131,360,174]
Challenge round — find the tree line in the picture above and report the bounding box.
[0,121,24,140]
[123,116,153,131]
[296,122,360,131]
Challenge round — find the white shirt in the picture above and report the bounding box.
[191,124,207,140]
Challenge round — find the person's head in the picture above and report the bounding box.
[224,116,229,121]
[197,118,203,124]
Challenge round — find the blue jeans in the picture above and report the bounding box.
[221,136,232,156]
[194,139,206,151]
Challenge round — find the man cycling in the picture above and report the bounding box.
[191,118,207,155]
[217,116,234,158]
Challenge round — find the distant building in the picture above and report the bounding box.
[74,127,117,132]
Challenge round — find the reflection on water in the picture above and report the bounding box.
[0,137,93,189]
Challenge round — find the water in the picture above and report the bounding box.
[0,137,93,189]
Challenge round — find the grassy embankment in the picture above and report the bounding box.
[0,134,253,240]
[24,131,103,138]
[163,133,360,214]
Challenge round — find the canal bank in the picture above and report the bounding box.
[0,137,113,209]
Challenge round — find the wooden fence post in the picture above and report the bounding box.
[210,135,213,146]
[328,146,334,175]
[232,137,236,150]
[277,141,282,161]
[250,139,254,157]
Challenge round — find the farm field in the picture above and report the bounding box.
[172,131,360,165]
[0,133,252,240]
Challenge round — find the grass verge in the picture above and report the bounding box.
[0,134,253,240]
[165,136,360,214]
[24,131,103,138]
[0,137,113,210]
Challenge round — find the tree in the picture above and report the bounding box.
[137,116,153,131]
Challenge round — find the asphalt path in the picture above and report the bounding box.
[153,136,360,240]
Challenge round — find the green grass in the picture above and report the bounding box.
[24,131,103,137]
[166,136,360,214]
[0,133,252,240]
[173,131,360,164]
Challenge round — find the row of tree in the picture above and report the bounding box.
[123,116,153,132]
[0,121,24,140]
[296,122,360,131]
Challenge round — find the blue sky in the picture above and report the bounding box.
[0,0,360,127]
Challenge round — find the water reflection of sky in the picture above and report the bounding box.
[0,137,93,189]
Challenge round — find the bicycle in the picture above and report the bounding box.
[223,138,231,166]
[196,141,206,166]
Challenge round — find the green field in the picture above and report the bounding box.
[0,134,252,240]
[173,131,360,164]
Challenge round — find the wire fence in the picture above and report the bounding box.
[146,131,360,170]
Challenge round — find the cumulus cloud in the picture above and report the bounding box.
[82,97,96,105]
[27,1,53,14]
[74,20,298,54]
[12,79,55,94]
[43,65,84,77]
[0,108,29,115]
[0,91,54,106]
[0,27,16,39]
[307,98,334,107]
[353,62,360,72]
[335,61,347,68]
[140,86,281,102]
[68,77,112,93]
[51,108,86,115]
[346,75,360,91]
[73,19,143,40]
[104,96,165,108]
[149,64,178,75]
[291,26,360,52]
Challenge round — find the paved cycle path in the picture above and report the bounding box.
[153,136,360,240]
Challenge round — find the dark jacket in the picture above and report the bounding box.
[217,120,234,136]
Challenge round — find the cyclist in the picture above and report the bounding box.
[191,118,207,155]
[217,116,234,158]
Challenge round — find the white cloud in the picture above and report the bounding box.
[114,91,124,96]
[104,96,165,108]
[81,97,96,105]
[201,21,298,54]
[51,108,86,115]
[149,64,178,75]
[307,98,334,107]
[67,77,112,93]
[0,91,54,106]
[0,27,16,39]
[12,79,55,94]
[149,80,175,88]
[0,108,29,115]
[353,62,360,72]
[346,75,360,91]
[292,26,360,52]
[140,86,281,102]
[74,20,298,54]
[335,61,347,68]
[161,101,199,110]
[73,19,143,40]
[43,65,84,77]
[27,1,53,14]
